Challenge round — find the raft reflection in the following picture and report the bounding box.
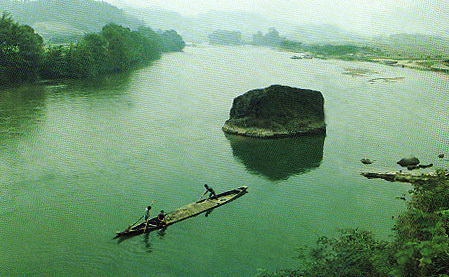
[225,134,325,181]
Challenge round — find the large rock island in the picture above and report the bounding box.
[222,85,326,138]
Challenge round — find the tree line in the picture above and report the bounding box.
[207,27,382,59]
[207,27,302,50]
[0,13,185,84]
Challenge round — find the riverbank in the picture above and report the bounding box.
[370,58,449,72]
[312,55,449,73]
[289,48,449,73]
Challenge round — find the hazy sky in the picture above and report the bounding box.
[108,0,449,36]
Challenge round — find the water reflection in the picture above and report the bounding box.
[43,71,133,98]
[0,72,133,141]
[225,134,325,181]
[143,233,154,253]
[0,84,47,139]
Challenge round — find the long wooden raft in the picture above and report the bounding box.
[114,186,248,238]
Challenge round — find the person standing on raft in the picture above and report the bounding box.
[202,184,217,199]
[144,205,152,221]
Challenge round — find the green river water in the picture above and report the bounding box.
[1,45,448,276]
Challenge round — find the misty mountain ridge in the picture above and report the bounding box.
[0,0,144,41]
[288,24,365,44]
[124,7,367,44]
[126,8,300,43]
[1,0,448,56]
[367,33,449,58]
[125,7,449,47]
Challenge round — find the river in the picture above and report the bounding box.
[1,45,448,276]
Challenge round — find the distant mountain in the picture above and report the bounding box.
[123,8,200,42]
[287,27,449,57]
[124,8,297,43]
[0,0,144,41]
[121,7,449,58]
[288,24,365,44]
[120,8,363,45]
[2,1,447,57]
[366,33,449,58]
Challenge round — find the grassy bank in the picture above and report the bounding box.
[284,43,449,73]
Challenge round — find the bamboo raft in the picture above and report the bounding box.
[114,186,248,239]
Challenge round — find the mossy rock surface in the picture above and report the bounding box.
[223,85,326,138]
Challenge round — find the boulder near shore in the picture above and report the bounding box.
[222,85,326,138]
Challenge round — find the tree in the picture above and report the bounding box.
[281,39,302,52]
[74,33,109,76]
[252,28,284,47]
[265,27,282,46]
[100,23,134,72]
[159,29,186,52]
[7,17,183,80]
[136,26,162,60]
[391,171,449,276]
[0,13,44,83]
[40,45,69,79]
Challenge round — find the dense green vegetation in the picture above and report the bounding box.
[158,29,186,52]
[299,44,383,60]
[250,28,303,54]
[0,13,185,83]
[250,28,382,60]
[0,13,44,83]
[206,27,379,60]
[261,169,449,276]
[368,34,449,60]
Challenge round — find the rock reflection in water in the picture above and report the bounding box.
[225,134,325,181]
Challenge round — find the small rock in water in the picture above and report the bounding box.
[397,155,420,167]
[361,158,374,164]
[419,163,433,169]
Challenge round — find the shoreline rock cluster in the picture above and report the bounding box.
[361,171,448,183]
[222,85,326,138]
[361,154,447,183]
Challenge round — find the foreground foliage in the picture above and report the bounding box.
[261,169,449,276]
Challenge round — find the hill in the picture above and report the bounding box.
[120,7,449,56]
[288,24,365,44]
[0,0,144,42]
[366,33,449,58]
[2,1,447,59]
[124,8,297,43]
